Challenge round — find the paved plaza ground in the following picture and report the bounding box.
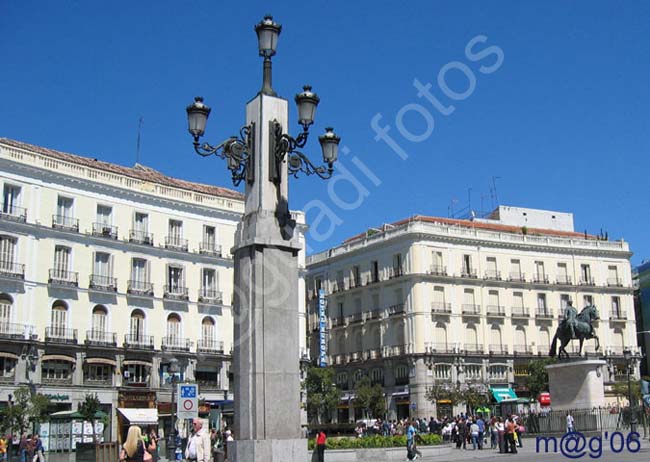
[41,436,650,462]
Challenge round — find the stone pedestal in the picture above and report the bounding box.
[546,360,606,410]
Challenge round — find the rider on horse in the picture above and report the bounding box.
[564,300,578,339]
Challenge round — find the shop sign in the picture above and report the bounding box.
[44,394,69,401]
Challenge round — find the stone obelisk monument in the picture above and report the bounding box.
[229,91,305,461]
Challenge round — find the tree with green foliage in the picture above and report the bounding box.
[526,358,556,398]
[305,366,340,424]
[426,384,460,405]
[354,376,386,419]
[612,381,642,405]
[78,393,102,443]
[0,386,52,436]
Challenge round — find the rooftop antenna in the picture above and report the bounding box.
[136,116,144,165]
[491,176,501,208]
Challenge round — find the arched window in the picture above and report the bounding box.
[0,294,13,327]
[538,327,551,352]
[514,326,527,348]
[612,328,624,351]
[0,235,17,267]
[465,324,478,351]
[371,368,384,385]
[488,365,508,382]
[490,325,502,347]
[91,305,107,333]
[353,369,366,385]
[337,371,349,388]
[200,317,216,351]
[166,313,182,347]
[395,364,409,385]
[129,309,145,341]
[50,300,68,337]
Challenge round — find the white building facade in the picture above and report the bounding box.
[306,211,639,421]
[0,138,308,444]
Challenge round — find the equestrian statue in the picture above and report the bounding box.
[549,302,600,359]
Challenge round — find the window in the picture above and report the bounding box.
[124,364,150,384]
[353,369,366,385]
[202,225,219,254]
[465,364,482,380]
[0,295,11,328]
[0,357,16,378]
[432,286,446,311]
[537,293,547,311]
[465,324,478,349]
[560,294,571,309]
[580,264,592,284]
[371,293,380,311]
[538,328,551,350]
[166,313,181,343]
[202,317,216,343]
[42,360,73,381]
[53,246,71,275]
[486,257,498,278]
[463,288,476,308]
[85,364,111,382]
[2,184,21,215]
[488,365,508,381]
[129,310,145,341]
[432,251,443,271]
[96,205,112,225]
[51,301,68,337]
[370,260,379,283]
[434,322,447,348]
[0,235,17,272]
[608,266,620,286]
[351,265,361,287]
[488,290,500,308]
[490,325,502,347]
[336,372,348,388]
[55,196,75,228]
[535,261,545,281]
[512,292,524,308]
[557,263,569,283]
[92,252,113,286]
[371,368,383,385]
[168,219,183,240]
[395,364,408,380]
[134,212,148,233]
[392,254,403,276]
[91,305,107,334]
[130,258,150,293]
[611,296,621,317]
[336,270,344,291]
[462,254,472,275]
[583,295,593,306]
[510,259,521,276]
[514,326,527,346]
[201,268,218,300]
[167,265,185,293]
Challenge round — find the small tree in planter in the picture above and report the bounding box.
[78,393,102,444]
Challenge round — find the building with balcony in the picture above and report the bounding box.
[633,261,650,376]
[306,207,639,421]
[0,137,309,441]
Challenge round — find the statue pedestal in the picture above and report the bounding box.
[546,360,606,410]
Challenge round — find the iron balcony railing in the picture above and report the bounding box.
[52,214,79,231]
[462,304,481,315]
[364,309,382,321]
[196,379,221,390]
[579,277,596,286]
[425,342,453,353]
[536,308,553,318]
[124,334,155,349]
[607,278,623,287]
[161,336,192,351]
[486,305,506,316]
[514,344,534,355]
[388,267,404,279]
[89,274,117,291]
[127,280,154,296]
[92,223,118,239]
[197,339,225,353]
[0,260,25,279]
[347,313,363,324]
[364,273,381,285]
[165,236,189,252]
[0,205,27,222]
[429,265,448,276]
[461,268,478,278]
[0,322,32,339]
[484,270,501,280]
[330,317,345,328]
[45,327,78,344]
[533,274,550,284]
[199,242,222,257]
[332,279,345,293]
[509,272,526,282]
[198,288,223,304]
[431,302,452,314]
[388,303,405,316]
[85,330,117,346]
[164,285,189,300]
[48,269,78,286]
[511,307,530,317]
[489,344,508,355]
[609,310,627,320]
[556,275,572,285]
[348,277,362,289]
[129,229,154,246]
[463,343,484,353]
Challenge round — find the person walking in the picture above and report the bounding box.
[315,430,326,462]
[31,435,44,462]
[566,412,575,433]
[504,417,517,454]
[469,420,479,450]
[185,419,211,462]
[0,436,7,462]
[120,426,146,462]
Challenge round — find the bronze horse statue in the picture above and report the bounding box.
[549,305,600,359]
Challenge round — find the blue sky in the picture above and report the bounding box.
[1,1,649,264]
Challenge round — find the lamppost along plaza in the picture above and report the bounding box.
[622,348,640,435]
[186,16,340,462]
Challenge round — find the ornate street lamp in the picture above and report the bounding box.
[167,358,180,452]
[622,348,638,434]
[185,16,341,462]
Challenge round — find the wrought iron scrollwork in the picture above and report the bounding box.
[271,120,333,180]
[192,124,254,186]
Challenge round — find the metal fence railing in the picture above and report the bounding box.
[523,408,647,434]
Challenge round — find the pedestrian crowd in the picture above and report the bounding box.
[0,434,46,462]
[441,413,523,454]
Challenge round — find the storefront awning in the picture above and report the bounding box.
[42,354,76,362]
[0,352,19,360]
[490,387,518,403]
[85,357,117,366]
[117,408,158,425]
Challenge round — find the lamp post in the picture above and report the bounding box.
[167,358,180,455]
[186,16,340,462]
[623,348,638,434]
